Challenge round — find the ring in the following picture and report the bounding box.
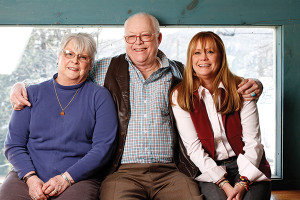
[53,189,58,194]
[32,197,36,200]
[250,92,256,97]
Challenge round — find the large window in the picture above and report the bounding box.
[0,27,277,180]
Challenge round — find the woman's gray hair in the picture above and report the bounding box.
[58,33,97,67]
[124,12,160,34]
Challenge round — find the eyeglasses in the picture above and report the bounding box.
[124,33,158,44]
[62,50,90,63]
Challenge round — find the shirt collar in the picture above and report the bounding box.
[197,82,226,99]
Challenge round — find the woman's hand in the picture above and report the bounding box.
[42,175,70,197]
[221,182,237,200]
[237,78,262,101]
[10,82,31,110]
[26,176,48,200]
[224,183,246,200]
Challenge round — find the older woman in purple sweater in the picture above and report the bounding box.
[0,33,118,200]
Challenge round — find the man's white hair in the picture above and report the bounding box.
[124,12,160,34]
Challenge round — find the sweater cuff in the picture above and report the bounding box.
[18,167,36,180]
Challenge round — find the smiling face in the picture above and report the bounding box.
[56,39,91,86]
[192,39,221,84]
[124,14,162,68]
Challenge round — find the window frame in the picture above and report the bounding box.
[0,25,283,181]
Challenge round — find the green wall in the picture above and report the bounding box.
[1,0,299,190]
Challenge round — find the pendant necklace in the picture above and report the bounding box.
[53,80,79,116]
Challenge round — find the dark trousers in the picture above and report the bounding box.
[100,163,203,200]
[0,170,101,200]
[198,159,271,200]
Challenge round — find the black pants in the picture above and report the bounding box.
[198,159,271,200]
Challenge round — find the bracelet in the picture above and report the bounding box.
[216,177,226,185]
[61,173,72,186]
[218,179,229,189]
[23,173,37,183]
[238,176,252,185]
[235,182,251,191]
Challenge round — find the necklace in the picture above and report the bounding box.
[53,80,79,116]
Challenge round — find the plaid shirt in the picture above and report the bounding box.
[89,50,174,164]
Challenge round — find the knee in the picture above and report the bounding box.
[0,172,31,200]
[59,179,100,200]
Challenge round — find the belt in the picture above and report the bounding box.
[216,156,237,165]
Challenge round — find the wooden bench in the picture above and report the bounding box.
[271,190,300,200]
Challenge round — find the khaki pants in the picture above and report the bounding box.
[0,170,100,200]
[100,163,203,200]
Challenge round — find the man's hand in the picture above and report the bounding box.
[26,176,48,200]
[237,78,263,101]
[10,82,31,110]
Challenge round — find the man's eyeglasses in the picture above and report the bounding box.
[124,33,158,44]
[62,50,90,63]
